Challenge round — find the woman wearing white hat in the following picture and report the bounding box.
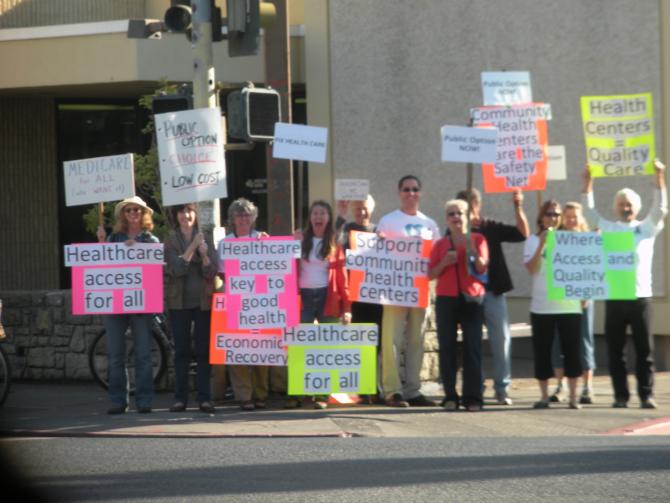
[97,196,159,414]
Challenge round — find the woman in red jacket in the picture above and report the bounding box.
[297,200,352,408]
[429,199,489,412]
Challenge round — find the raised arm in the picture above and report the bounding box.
[581,165,602,230]
[512,189,530,239]
[647,159,668,229]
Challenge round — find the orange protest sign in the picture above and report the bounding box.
[209,294,285,365]
[346,232,432,308]
[472,103,551,193]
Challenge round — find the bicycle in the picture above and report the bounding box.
[0,299,11,406]
[88,313,171,394]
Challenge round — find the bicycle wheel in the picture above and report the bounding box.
[88,326,167,394]
[0,343,10,407]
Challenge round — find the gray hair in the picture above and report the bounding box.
[227,198,258,228]
[613,188,641,215]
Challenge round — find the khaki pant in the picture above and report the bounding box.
[380,305,426,400]
[229,365,269,402]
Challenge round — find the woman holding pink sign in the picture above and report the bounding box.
[165,203,218,414]
[97,196,159,415]
[220,198,271,411]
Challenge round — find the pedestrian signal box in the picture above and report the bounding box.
[227,86,281,142]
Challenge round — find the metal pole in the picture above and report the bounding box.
[191,0,220,229]
[264,0,294,235]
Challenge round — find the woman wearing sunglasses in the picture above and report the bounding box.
[96,196,159,415]
[523,200,583,409]
[429,199,488,412]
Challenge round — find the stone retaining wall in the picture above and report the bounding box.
[0,289,443,386]
[0,290,104,380]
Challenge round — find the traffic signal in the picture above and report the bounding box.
[152,93,193,115]
[164,1,223,42]
[227,0,277,57]
[226,86,281,141]
[164,1,192,33]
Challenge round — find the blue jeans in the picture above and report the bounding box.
[103,314,154,408]
[482,291,512,395]
[551,303,596,371]
[300,287,329,323]
[436,295,484,407]
[169,308,212,404]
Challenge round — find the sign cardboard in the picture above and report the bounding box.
[63,154,134,207]
[345,231,432,308]
[335,179,370,201]
[155,107,227,206]
[285,323,378,395]
[545,230,637,300]
[65,243,164,315]
[209,294,286,365]
[547,145,567,181]
[272,122,328,163]
[481,71,533,106]
[218,236,301,329]
[441,125,498,164]
[580,92,655,177]
[471,103,551,192]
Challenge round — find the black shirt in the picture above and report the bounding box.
[471,218,525,295]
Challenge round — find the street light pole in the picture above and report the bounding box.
[190,0,221,229]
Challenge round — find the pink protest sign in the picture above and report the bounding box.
[64,243,164,315]
[217,236,300,329]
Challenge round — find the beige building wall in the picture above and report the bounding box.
[304,0,670,336]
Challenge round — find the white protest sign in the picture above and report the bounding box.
[155,107,227,206]
[482,71,533,106]
[547,145,567,181]
[335,179,370,200]
[272,122,328,163]
[440,125,498,164]
[63,154,134,207]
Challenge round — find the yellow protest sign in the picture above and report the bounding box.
[581,93,655,177]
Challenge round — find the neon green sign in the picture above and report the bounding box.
[546,231,636,300]
[581,93,655,177]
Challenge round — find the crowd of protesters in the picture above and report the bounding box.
[97,160,667,414]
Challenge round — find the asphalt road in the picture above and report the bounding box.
[2,436,670,502]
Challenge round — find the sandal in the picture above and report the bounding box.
[533,398,550,409]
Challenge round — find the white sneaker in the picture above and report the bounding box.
[495,392,513,406]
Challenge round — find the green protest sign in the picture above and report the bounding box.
[285,324,378,395]
[546,230,636,300]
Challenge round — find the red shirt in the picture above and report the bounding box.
[429,233,488,297]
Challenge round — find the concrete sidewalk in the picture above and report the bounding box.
[1,372,669,438]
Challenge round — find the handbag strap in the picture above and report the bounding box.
[447,233,464,295]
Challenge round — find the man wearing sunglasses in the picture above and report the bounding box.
[376,175,440,407]
[456,187,530,406]
[582,159,667,409]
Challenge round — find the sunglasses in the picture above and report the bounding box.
[544,212,561,217]
[447,211,463,217]
[401,187,420,193]
[124,207,142,214]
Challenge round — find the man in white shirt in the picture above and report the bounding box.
[582,159,667,409]
[377,175,440,407]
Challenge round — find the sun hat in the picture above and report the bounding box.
[114,196,154,218]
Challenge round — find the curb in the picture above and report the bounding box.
[603,416,670,436]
